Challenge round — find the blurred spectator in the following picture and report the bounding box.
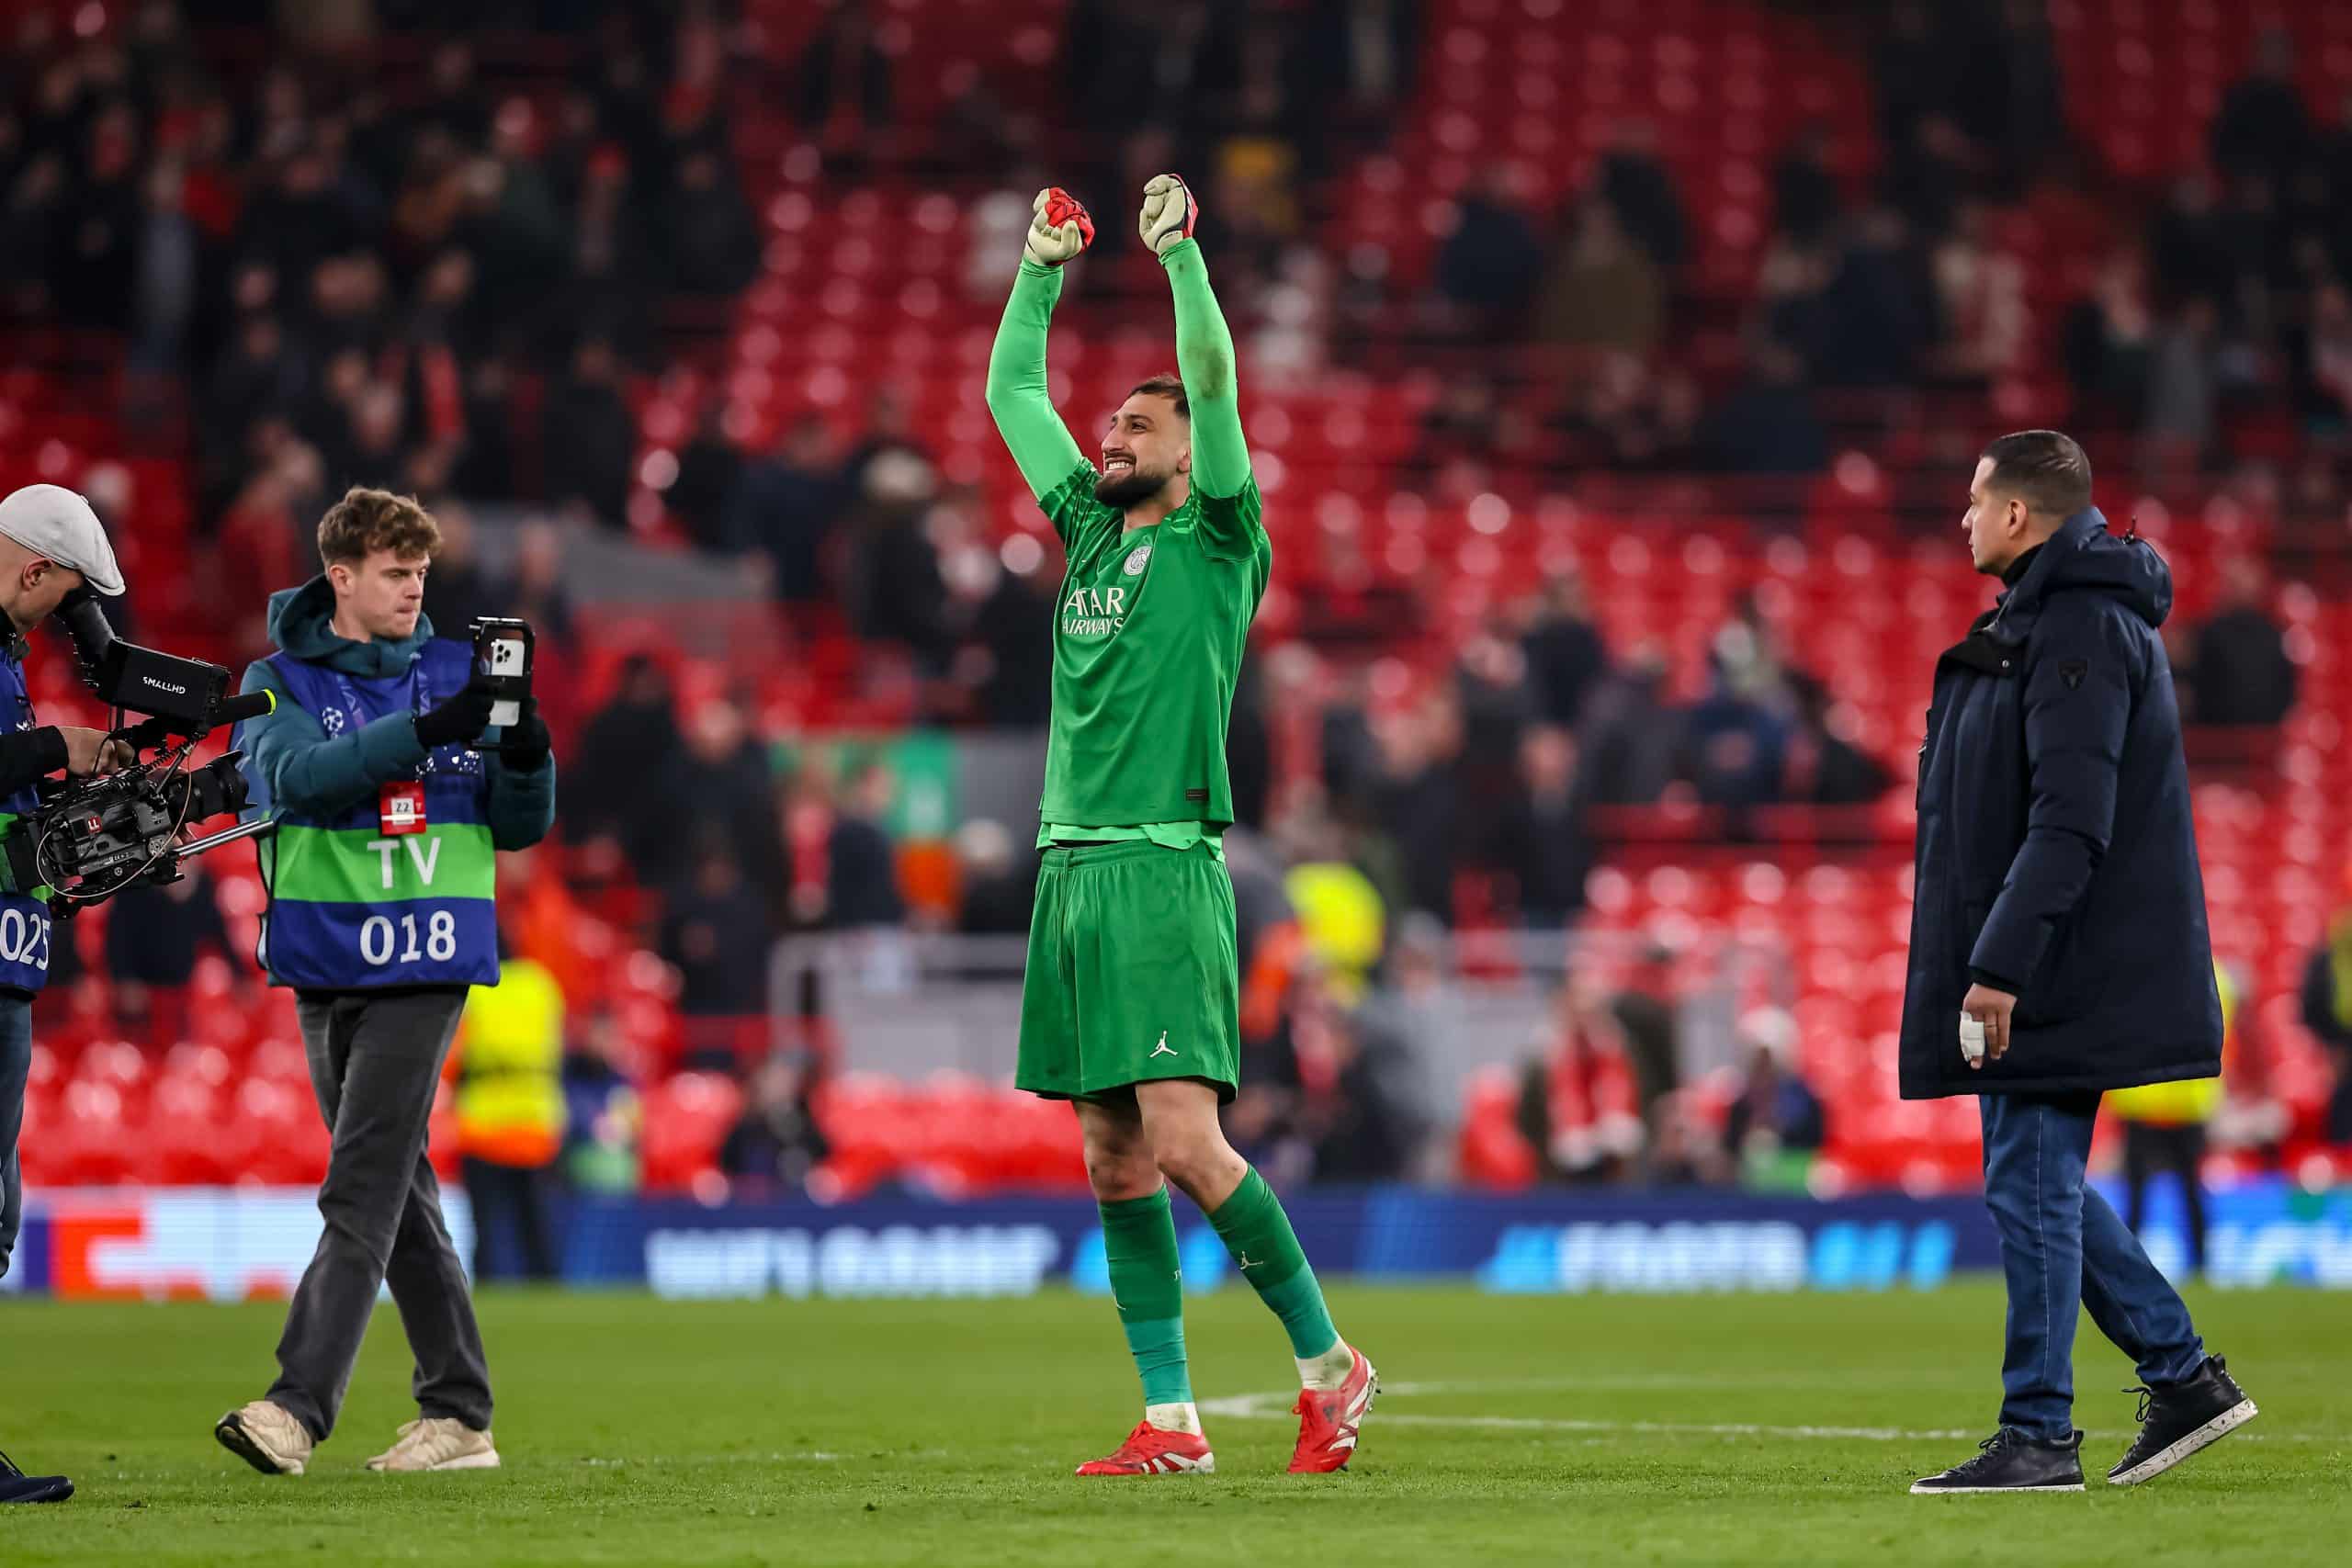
[1879,114,1973,243]
[103,867,241,1049]
[1371,691,1466,919]
[2110,961,2235,1278]
[1680,621,1793,809]
[719,1049,831,1198]
[2298,889,2352,1144]
[842,459,950,670]
[795,0,897,164]
[1227,829,1312,1179]
[1434,167,1544,331]
[1490,724,1592,929]
[956,546,1057,726]
[678,697,787,897]
[2211,28,2310,187]
[729,414,850,606]
[2290,281,2352,428]
[563,1008,643,1196]
[1871,0,1965,160]
[1697,343,1827,475]
[1720,1008,1826,1184]
[1407,375,1510,488]
[2143,299,2222,458]
[450,945,567,1281]
[658,146,758,299]
[671,405,745,554]
[1771,123,1843,247]
[1516,968,1645,1183]
[423,502,494,634]
[571,653,687,867]
[1532,200,1664,355]
[1309,983,1430,1183]
[2186,557,2296,727]
[1293,0,1422,158]
[1453,633,1535,818]
[1517,570,1609,729]
[1813,208,1936,388]
[541,337,637,528]
[1611,941,1684,1134]
[1784,675,1892,806]
[662,836,776,1067]
[1595,120,1687,271]
[2063,247,2155,425]
[2147,175,2236,311]
[1930,202,2028,383]
[1578,646,1680,807]
[133,156,198,369]
[482,518,579,653]
[827,761,905,930]
[1351,911,1456,1090]
[455,355,521,501]
[953,819,1035,936]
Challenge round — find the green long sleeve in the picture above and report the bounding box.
[985,260,1090,504]
[1159,238,1249,499]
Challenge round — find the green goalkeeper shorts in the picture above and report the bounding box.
[1016,839,1241,1104]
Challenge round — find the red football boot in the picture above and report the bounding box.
[1288,1347,1378,1473]
[1075,1421,1216,1477]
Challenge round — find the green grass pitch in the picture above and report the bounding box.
[4,1281,2345,1564]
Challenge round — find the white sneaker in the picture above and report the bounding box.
[215,1400,313,1477]
[366,1417,501,1472]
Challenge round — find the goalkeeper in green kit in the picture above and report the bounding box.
[986,177,1376,1478]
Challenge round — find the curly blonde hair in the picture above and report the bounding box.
[316,487,442,567]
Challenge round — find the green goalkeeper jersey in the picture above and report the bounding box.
[987,240,1271,830]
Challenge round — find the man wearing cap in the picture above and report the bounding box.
[0,482,135,1506]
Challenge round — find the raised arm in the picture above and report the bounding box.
[1142,176,1249,499]
[1161,240,1249,498]
[985,188,1094,506]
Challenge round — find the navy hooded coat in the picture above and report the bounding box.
[1899,509,2222,1100]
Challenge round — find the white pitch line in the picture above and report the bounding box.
[1197,1382,2326,1442]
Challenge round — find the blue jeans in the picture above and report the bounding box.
[0,995,28,1280]
[1980,1090,2206,1439]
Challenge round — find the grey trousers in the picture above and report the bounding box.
[266,988,492,1441]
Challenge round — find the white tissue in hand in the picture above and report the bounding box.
[1958,1013,1986,1064]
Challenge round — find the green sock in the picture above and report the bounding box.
[1206,1167,1341,1359]
[1099,1188,1193,1407]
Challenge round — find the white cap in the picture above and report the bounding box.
[0,484,125,596]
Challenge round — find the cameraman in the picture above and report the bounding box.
[213,487,555,1480]
[0,484,130,1507]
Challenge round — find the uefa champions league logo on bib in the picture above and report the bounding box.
[1122,544,1151,575]
[322,708,345,736]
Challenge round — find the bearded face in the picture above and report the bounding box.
[1093,455,1179,508]
[1096,391,1189,510]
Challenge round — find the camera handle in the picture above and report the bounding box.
[175,817,277,861]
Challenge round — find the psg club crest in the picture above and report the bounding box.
[1122,544,1152,576]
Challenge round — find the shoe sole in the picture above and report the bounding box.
[369,1450,503,1473]
[2107,1398,2258,1486]
[1075,1452,1216,1477]
[1909,1481,2086,1495]
[214,1416,305,1478]
[0,1477,74,1504]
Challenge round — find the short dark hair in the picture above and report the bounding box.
[317,486,442,567]
[1127,373,1189,421]
[1979,430,2093,519]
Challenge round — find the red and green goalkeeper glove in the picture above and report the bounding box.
[1023,186,1096,267]
[1137,174,1197,256]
